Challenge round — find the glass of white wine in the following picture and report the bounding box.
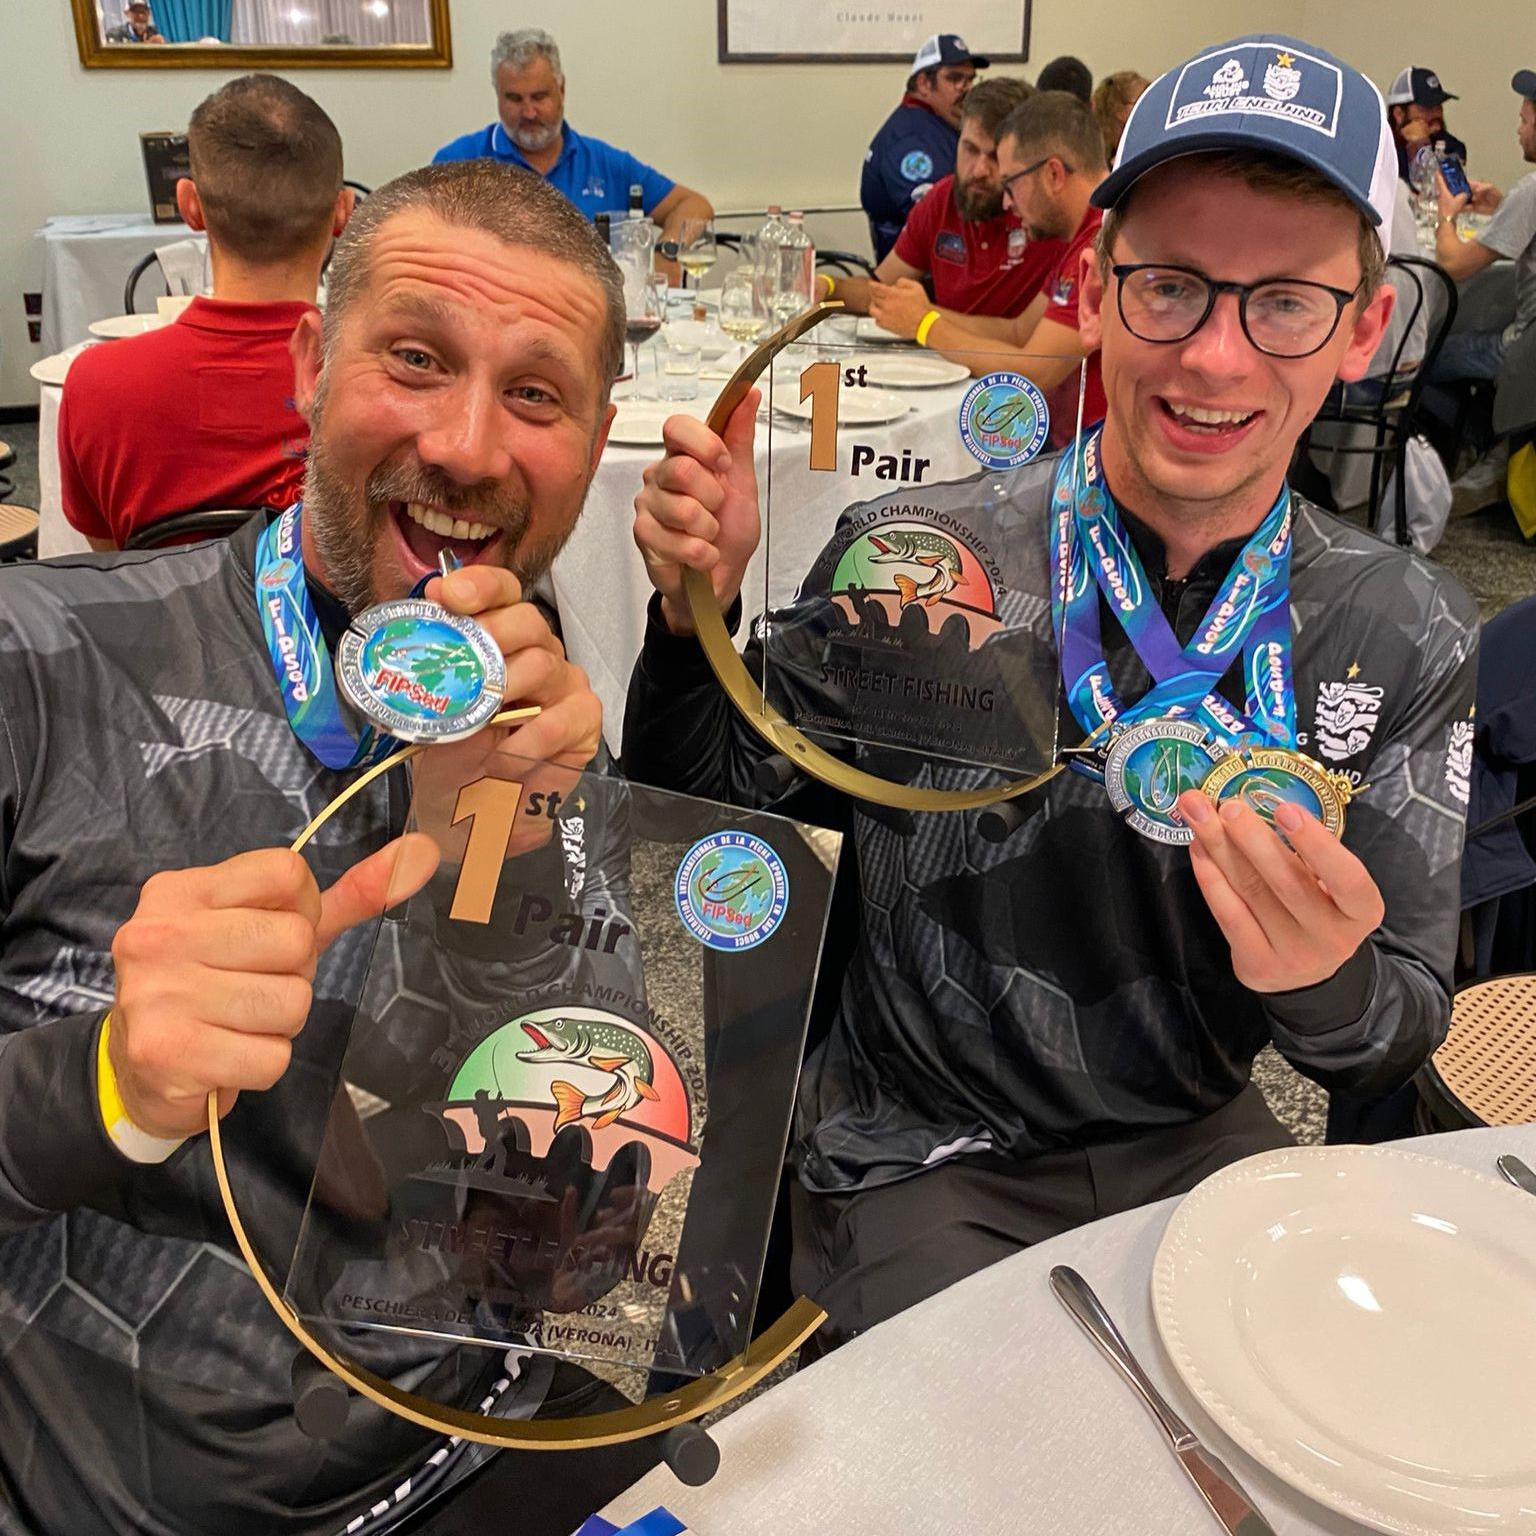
[719,268,765,344]
[676,217,718,294]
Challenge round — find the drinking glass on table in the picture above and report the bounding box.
[624,270,666,397]
[676,217,718,294]
[719,267,766,344]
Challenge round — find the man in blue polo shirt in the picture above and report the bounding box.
[861,33,987,261]
[434,28,712,240]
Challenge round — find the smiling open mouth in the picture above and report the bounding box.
[1159,401,1261,436]
[389,500,506,574]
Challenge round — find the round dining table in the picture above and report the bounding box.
[595,1123,1536,1536]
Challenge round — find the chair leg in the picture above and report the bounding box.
[1394,431,1411,548]
[1366,427,1385,536]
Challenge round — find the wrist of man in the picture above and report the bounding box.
[915,310,942,347]
[660,576,744,637]
[658,593,698,637]
[98,1013,189,1164]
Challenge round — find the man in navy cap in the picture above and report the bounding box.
[1386,64,1468,182]
[630,35,1478,1347]
[860,33,987,261]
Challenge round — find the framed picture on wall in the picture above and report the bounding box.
[718,0,1030,63]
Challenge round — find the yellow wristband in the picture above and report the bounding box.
[97,1013,187,1165]
[915,310,941,347]
[817,273,836,298]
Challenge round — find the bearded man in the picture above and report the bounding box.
[831,77,1065,319]
[0,162,659,1536]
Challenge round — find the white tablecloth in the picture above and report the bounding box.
[34,215,200,355]
[598,1123,1535,1535]
[551,352,975,755]
[37,385,89,559]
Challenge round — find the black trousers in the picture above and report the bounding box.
[790,1085,1291,1352]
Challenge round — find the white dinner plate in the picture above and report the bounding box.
[88,312,165,340]
[854,315,914,345]
[607,400,704,447]
[856,353,970,389]
[1153,1145,1536,1534]
[29,340,101,387]
[773,387,909,427]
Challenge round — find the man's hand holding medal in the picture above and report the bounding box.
[1179,788,1385,993]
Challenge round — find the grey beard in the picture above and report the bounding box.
[304,433,379,616]
[301,427,561,615]
[511,118,563,154]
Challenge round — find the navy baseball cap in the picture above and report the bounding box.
[1386,66,1457,107]
[1093,36,1398,242]
[912,34,989,73]
[1514,70,1536,101]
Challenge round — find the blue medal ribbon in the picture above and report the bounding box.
[254,505,399,771]
[1050,425,1296,780]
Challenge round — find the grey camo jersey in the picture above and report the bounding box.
[0,518,624,1534]
[622,452,1481,1193]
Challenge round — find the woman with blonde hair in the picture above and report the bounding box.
[1092,69,1150,159]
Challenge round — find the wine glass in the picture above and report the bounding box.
[623,269,666,397]
[719,267,765,344]
[676,217,718,295]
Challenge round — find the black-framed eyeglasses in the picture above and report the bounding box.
[1111,263,1357,359]
[1000,156,1071,205]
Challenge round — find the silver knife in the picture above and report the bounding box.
[1498,1154,1536,1196]
[1050,1265,1276,1536]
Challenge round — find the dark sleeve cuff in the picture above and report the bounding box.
[0,1010,129,1217]
[639,591,743,682]
[1261,944,1378,1035]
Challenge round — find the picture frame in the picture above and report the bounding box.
[717,0,1030,65]
[71,0,452,71]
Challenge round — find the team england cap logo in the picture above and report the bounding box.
[1095,34,1398,250]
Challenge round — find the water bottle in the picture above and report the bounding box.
[753,205,789,318]
[612,182,655,274]
[774,212,816,325]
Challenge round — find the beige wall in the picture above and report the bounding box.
[1296,0,1531,191]
[3,0,1526,404]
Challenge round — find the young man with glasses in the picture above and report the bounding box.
[868,91,1109,446]
[627,36,1478,1349]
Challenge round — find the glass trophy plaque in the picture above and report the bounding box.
[745,319,1082,783]
[276,740,841,1383]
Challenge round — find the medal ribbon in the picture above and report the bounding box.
[254,505,398,771]
[1050,425,1296,774]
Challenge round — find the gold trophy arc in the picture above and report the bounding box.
[682,301,1066,814]
[207,708,826,1451]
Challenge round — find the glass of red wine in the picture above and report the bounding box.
[624,272,666,399]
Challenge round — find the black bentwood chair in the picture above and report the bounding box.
[122,508,262,551]
[1300,255,1459,547]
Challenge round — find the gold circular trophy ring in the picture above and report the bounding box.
[207,707,826,1450]
[683,301,1063,814]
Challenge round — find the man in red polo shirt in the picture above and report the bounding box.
[832,80,1063,319]
[59,75,352,549]
[868,91,1109,446]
